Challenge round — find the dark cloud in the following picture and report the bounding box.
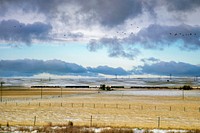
[166,0,200,12]
[0,0,142,27]
[0,0,64,16]
[88,24,200,59]
[128,24,200,50]
[133,61,200,76]
[0,19,52,45]
[87,66,130,76]
[1,0,200,28]
[1,59,199,77]
[75,0,142,27]
[0,59,86,77]
[142,0,158,18]
[0,59,129,77]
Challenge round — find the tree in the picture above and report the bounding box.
[180,85,192,90]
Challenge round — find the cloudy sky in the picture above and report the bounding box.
[0,0,200,77]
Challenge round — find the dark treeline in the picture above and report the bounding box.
[31,85,169,89]
[31,86,90,88]
[130,86,169,89]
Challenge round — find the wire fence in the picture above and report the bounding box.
[0,102,200,129]
[0,88,199,129]
[1,102,200,112]
[1,114,200,129]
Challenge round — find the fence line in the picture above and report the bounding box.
[1,102,200,112]
[2,115,199,129]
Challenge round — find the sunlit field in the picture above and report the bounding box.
[0,87,199,130]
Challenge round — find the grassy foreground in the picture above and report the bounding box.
[0,87,200,130]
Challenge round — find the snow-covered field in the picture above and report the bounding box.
[0,77,199,132]
[1,77,200,87]
[0,125,194,133]
[0,90,199,130]
[102,89,200,97]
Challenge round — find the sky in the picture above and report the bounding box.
[0,0,200,78]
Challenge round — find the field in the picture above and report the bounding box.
[0,87,200,130]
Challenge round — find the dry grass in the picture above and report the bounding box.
[0,87,199,130]
[2,87,95,97]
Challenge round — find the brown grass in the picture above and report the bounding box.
[0,87,199,130]
[1,87,95,99]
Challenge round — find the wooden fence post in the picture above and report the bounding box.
[158,117,160,128]
[41,88,43,99]
[90,115,93,127]
[34,116,36,126]
[60,88,62,98]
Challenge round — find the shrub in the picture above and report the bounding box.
[100,128,133,133]
[100,84,112,91]
[100,84,106,90]
[180,85,193,90]
[47,122,53,126]
[68,121,73,127]
[6,122,9,127]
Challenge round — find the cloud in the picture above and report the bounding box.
[88,37,141,59]
[88,24,200,59]
[87,66,130,76]
[0,19,52,45]
[141,57,160,63]
[133,61,200,76]
[1,0,200,62]
[128,24,200,50]
[0,59,129,77]
[75,0,143,27]
[63,32,84,41]
[165,0,200,12]
[0,0,143,27]
[1,0,200,27]
[0,59,87,77]
[1,59,199,77]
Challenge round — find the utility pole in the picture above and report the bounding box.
[115,74,118,79]
[1,82,5,102]
[41,88,43,99]
[60,87,62,97]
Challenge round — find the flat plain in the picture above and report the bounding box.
[0,87,200,130]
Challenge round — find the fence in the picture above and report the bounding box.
[1,102,200,112]
[0,102,200,129]
[1,114,200,130]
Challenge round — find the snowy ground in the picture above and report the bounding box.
[0,125,194,133]
[1,77,200,87]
